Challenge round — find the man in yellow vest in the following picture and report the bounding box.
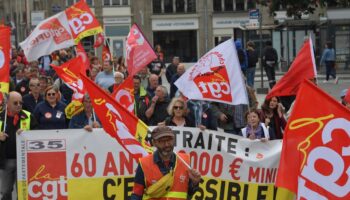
[0,91,38,200]
[131,125,201,200]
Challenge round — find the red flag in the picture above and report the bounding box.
[93,33,104,48]
[80,73,152,158]
[0,26,11,93]
[102,42,112,64]
[126,24,157,76]
[266,38,317,99]
[111,77,135,113]
[51,57,85,101]
[276,80,350,199]
[76,42,90,72]
[345,88,350,104]
[65,0,103,44]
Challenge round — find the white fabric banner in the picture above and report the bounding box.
[175,39,248,105]
[19,12,75,61]
[16,127,290,200]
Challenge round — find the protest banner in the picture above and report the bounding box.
[17,127,291,199]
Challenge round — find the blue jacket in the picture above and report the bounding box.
[235,40,248,70]
[69,111,100,129]
[33,101,67,130]
[320,48,335,64]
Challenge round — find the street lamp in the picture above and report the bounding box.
[256,5,269,94]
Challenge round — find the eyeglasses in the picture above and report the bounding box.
[173,106,184,110]
[13,101,23,106]
[47,93,56,97]
[30,83,40,87]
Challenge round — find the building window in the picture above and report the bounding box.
[176,0,185,13]
[187,0,196,12]
[236,0,245,10]
[103,0,129,6]
[153,0,162,13]
[153,0,196,14]
[224,0,233,11]
[214,0,249,11]
[213,0,222,11]
[67,0,93,6]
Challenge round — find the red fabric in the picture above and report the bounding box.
[76,42,90,73]
[102,43,112,63]
[51,57,85,102]
[80,73,151,159]
[344,88,350,104]
[65,0,102,43]
[276,80,350,199]
[132,183,145,196]
[126,24,157,76]
[93,33,104,48]
[0,26,11,92]
[266,38,317,99]
[111,77,135,113]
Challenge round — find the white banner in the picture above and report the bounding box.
[17,127,292,200]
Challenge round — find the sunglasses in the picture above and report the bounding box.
[173,106,184,110]
[47,92,56,97]
[13,101,23,106]
[30,83,40,87]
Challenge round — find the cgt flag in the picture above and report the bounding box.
[0,26,11,93]
[93,32,104,48]
[80,74,152,158]
[111,77,135,113]
[65,0,103,44]
[276,80,350,199]
[126,24,157,76]
[102,41,112,63]
[20,12,75,61]
[175,39,248,105]
[51,57,86,118]
[266,38,317,99]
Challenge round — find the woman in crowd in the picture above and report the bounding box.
[161,97,195,127]
[154,44,164,62]
[241,109,269,141]
[259,97,287,140]
[69,94,100,131]
[33,86,67,129]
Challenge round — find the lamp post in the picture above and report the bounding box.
[256,6,268,94]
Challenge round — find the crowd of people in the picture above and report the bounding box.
[0,39,349,199]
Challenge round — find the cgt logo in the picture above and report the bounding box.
[68,11,93,35]
[30,18,71,47]
[193,65,232,102]
[28,175,67,200]
[27,151,68,200]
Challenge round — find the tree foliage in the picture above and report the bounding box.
[257,0,348,19]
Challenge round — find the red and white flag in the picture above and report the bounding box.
[80,73,152,159]
[51,57,85,102]
[65,0,103,44]
[126,24,157,76]
[111,77,135,113]
[20,12,75,61]
[266,38,317,99]
[93,33,104,48]
[175,39,248,105]
[276,80,350,199]
[0,26,11,94]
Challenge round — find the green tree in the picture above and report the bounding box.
[257,0,345,19]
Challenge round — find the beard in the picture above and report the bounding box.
[158,146,174,157]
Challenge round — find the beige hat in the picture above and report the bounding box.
[151,126,174,140]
